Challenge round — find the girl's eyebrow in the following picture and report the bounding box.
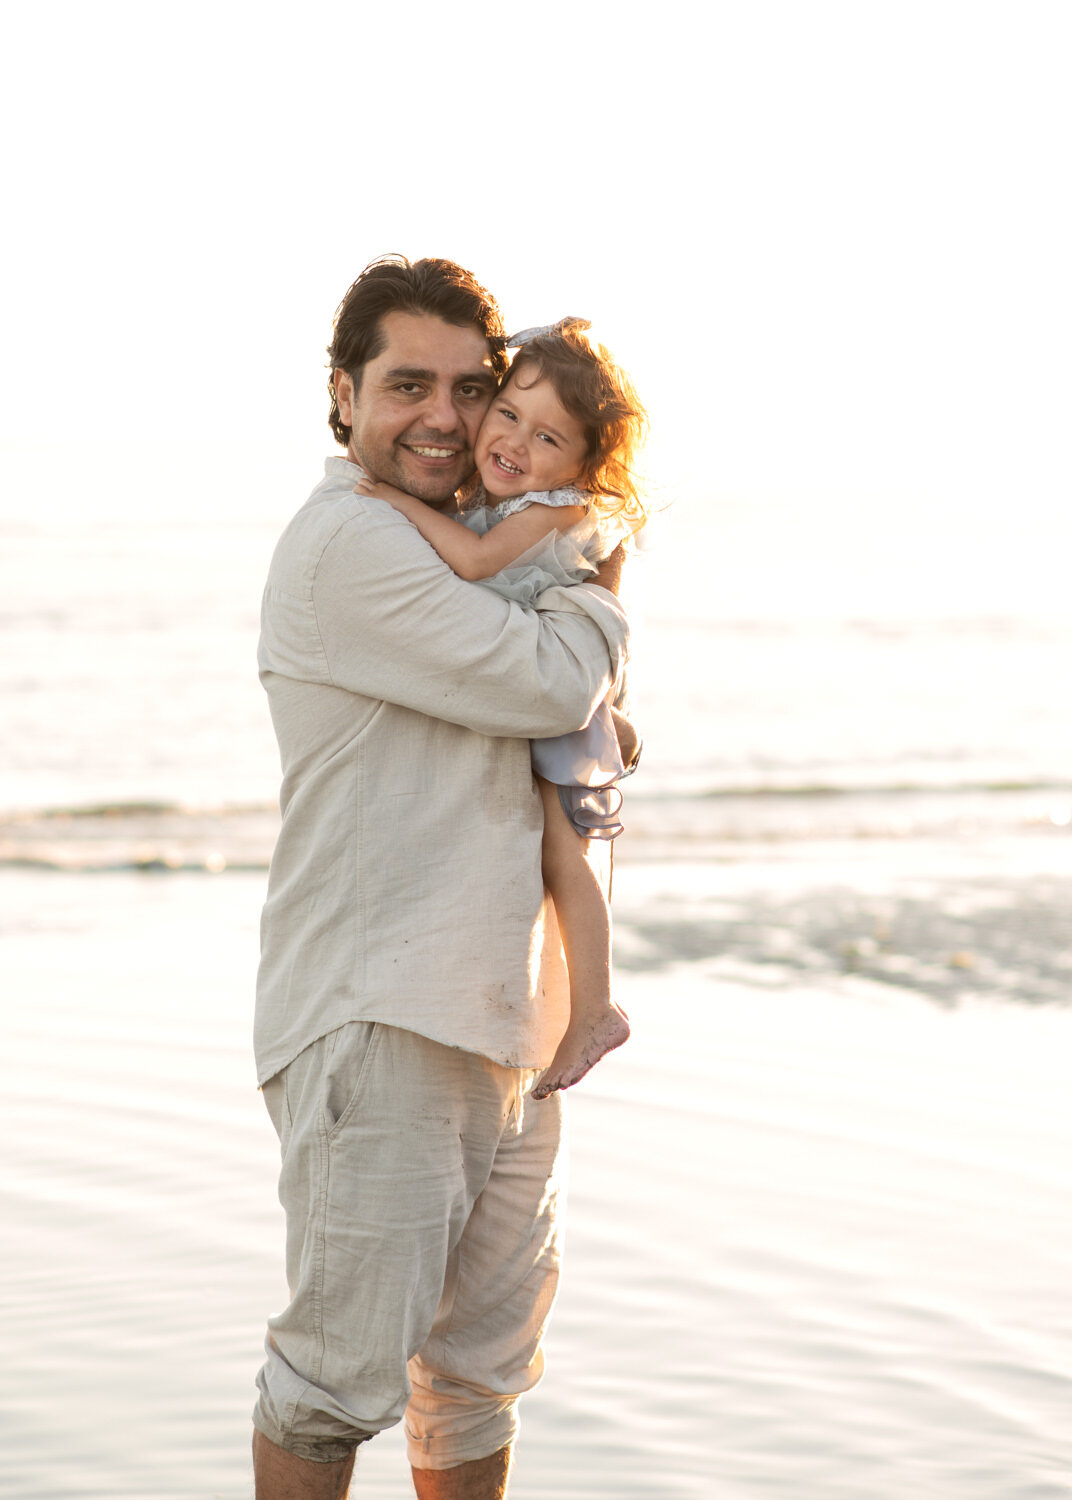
[497,388,575,443]
[499,395,571,443]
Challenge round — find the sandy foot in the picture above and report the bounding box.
[532,1005,631,1100]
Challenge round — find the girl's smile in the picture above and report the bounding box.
[475,374,589,499]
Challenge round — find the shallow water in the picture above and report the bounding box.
[4,506,1072,1494]
[3,861,1070,1498]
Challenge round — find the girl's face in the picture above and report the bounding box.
[475,372,589,500]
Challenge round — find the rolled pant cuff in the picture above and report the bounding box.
[252,1409,373,1465]
[405,1406,519,1472]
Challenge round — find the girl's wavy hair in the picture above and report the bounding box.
[505,318,649,533]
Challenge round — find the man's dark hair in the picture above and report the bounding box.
[326,255,508,445]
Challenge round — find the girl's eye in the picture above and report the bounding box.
[498,406,517,422]
[538,432,558,446]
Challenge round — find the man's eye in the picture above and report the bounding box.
[458,384,487,400]
[397,382,423,395]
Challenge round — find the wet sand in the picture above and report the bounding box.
[2,863,1071,1498]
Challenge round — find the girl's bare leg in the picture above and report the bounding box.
[532,777,630,1100]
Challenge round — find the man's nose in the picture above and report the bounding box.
[422,384,459,434]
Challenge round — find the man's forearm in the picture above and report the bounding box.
[307,506,629,740]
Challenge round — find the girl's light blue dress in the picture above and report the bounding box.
[461,485,638,840]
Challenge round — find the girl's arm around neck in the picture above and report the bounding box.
[354,477,586,581]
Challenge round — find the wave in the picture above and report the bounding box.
[0,801,281,874]
[6,799,276,819]
[3,783,1072,874]
[686,778,1072,799]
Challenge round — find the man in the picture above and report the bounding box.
[252,256,629,1500]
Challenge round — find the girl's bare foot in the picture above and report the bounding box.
[532,1005,630,1100]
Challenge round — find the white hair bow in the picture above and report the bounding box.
[506,317,590,348]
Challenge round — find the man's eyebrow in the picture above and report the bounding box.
[383,365,436,382]
[383,365,497,388]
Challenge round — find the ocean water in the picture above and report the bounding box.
[5,509,1072,816]
[3,503,1072,1497]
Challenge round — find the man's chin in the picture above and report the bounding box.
[398,459,475,508]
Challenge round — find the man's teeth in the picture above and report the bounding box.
[411,446,455,458]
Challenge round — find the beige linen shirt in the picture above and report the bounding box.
[255,458,629,1085]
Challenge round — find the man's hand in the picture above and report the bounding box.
[610,704,641,771]
[592,542,626,596]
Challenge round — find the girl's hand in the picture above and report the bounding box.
[354,476,416,510]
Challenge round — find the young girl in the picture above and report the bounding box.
[356,318,649,1099]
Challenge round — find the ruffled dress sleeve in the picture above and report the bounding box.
[458,486,598,608]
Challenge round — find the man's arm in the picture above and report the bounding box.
[285,499,628,741]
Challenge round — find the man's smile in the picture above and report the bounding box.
[406,444,459,459]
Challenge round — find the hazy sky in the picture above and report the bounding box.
[3,1,1069,609]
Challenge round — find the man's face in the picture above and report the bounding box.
[335,311,498,507]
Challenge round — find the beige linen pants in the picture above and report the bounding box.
[253,1022,566,1469]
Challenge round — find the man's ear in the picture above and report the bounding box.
[334,368,355,426]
